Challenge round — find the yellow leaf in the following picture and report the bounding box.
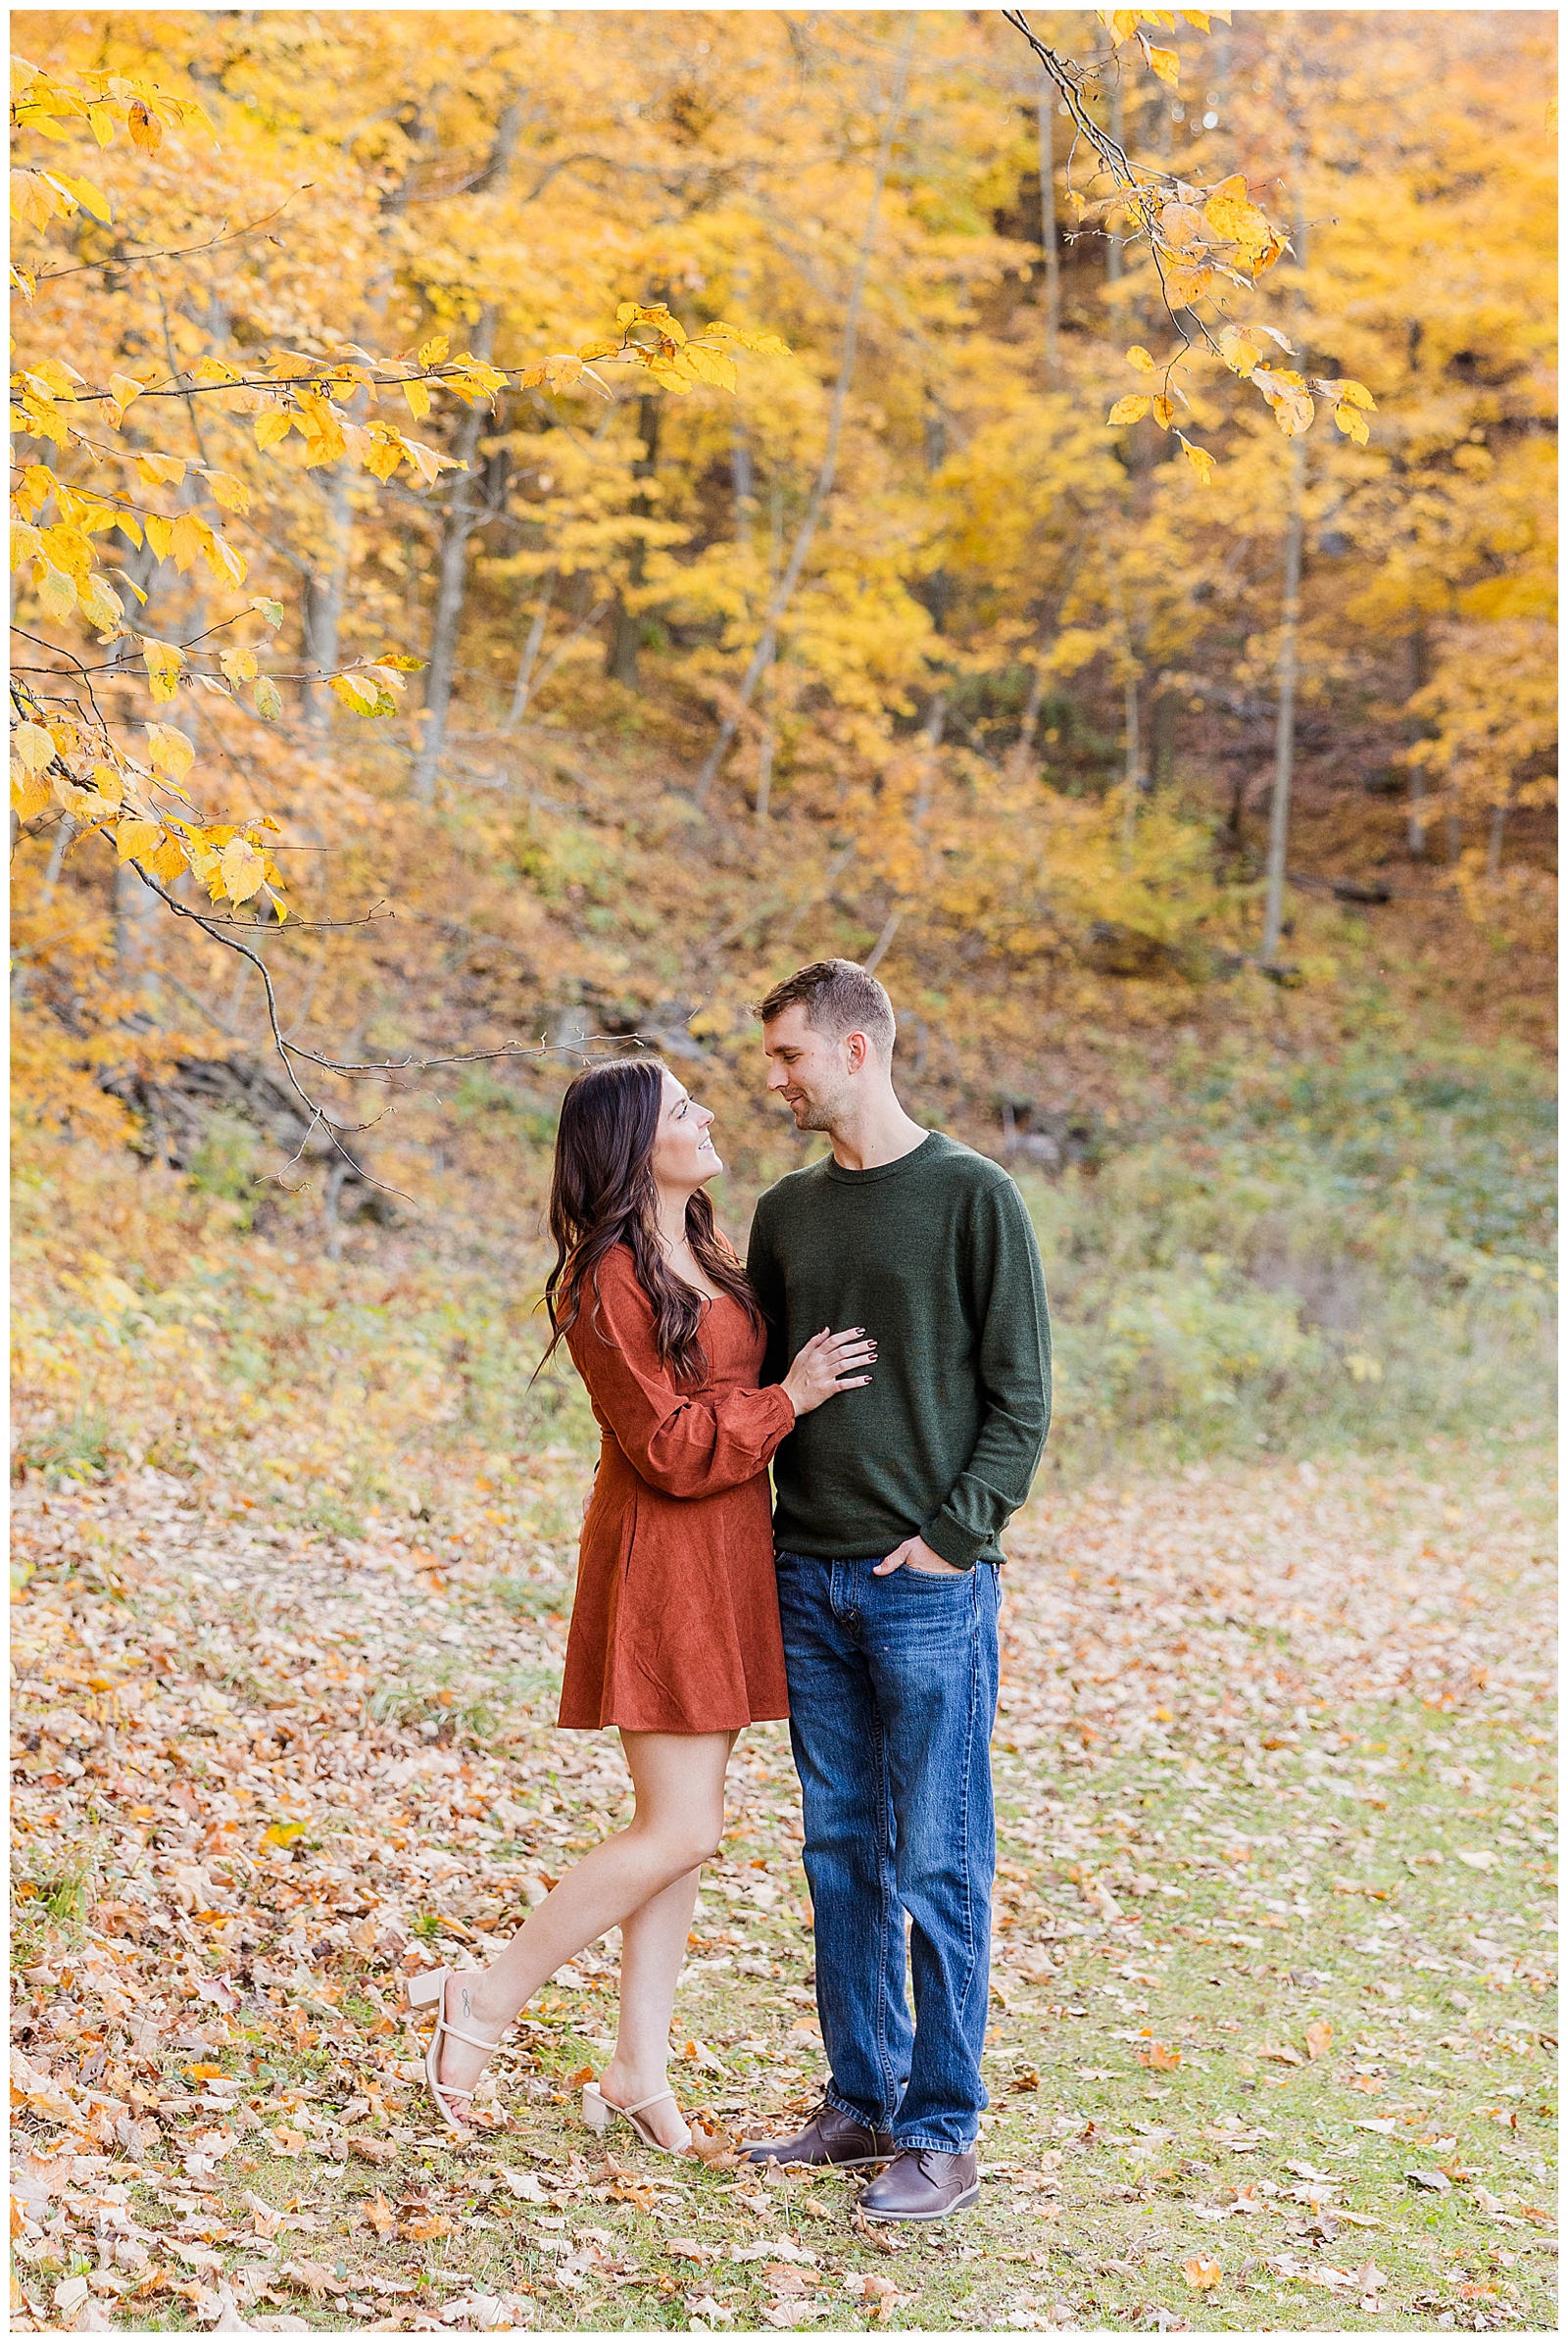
[11,766,53,822]
[1157,200,1204,249]
[1143,39,1181,86]
[206,470,251,515]
[52,172,112,221]
[143,723,195,783]
[262,1820,308,1848]
[1106,395,1152,426]
[35,562,77,619]
[402,377,431,422]
[416,333,450,367]
[219,646,258,684]
[115,818,162,864]
[141,638,183,701]
[1203,188,1273,243]
[1216,323,1263,375]
[91,763,124,808]
[202,532,248,590]
[253,675,283,720]
[1335,403,1370,446]
[79,573,124,633]
[170,512,207,573]
[14,721,54,774]
[683,342,739,392]
[1178,434,1216,485]
[1126,346,1157,373]
[1161,265,1214,306]
[147,832,186,883]
[255,410,294,452]
[575,338,620,361]
[1182,2257,1223,2293]
[1152,394,1174,427]
[543,353,585,391]
[126,98,161,154]
[144,514,174,561]
[220,838,267,903]
[135,452,187,488]
[1330,377,1376,411]
[107,371,143,418]
[193,356,241,386]
[1304,2020,1334,2060]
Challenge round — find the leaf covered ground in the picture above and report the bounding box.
[11,1438,1556,2335]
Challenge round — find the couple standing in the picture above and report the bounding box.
[410,960,1052,2223]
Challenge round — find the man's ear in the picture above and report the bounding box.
[845,1030,868,1075]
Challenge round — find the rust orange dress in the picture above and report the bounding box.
[558,1244,796,1732]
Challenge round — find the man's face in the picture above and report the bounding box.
[762,1002,858,1133]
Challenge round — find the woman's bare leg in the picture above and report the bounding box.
[600,1729,738,2147]
[429,1728,734,2121]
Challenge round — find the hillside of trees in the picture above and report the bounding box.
[11,8,1556,1461]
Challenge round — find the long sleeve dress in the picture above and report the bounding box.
[558,1244,797,1732]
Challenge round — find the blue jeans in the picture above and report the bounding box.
[774,1549,1001,2155]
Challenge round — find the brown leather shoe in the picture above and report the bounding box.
[857,2146,981,2221]
[742,2098,894,2169]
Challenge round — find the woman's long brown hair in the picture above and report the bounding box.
[541,1056,761,1384]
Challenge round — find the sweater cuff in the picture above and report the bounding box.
[920,1510,985,1572]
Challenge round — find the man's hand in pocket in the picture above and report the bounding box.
[872,1535,964,1578]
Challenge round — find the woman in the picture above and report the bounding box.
[407,1056,873,2151]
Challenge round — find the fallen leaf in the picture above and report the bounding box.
[1303,2019,1334,2059]
[1182,2255,1223,2291]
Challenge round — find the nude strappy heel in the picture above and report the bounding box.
[405,1967,505,2137]
[581,2077,692,2157]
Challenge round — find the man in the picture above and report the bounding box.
[741,959,1051,2222]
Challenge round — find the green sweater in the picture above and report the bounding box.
[746,1131,1052,1569]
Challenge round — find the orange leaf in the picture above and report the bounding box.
[1183,2256,1223,2292]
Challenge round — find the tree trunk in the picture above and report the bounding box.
[411,305,498,804]
[1261,130,1309,966]
[1261,436,1305,964]
[302,461,354,731]
[608,389,661,687]
[116,858,163,1017]
[1486,791,1511,878]
[1009,660,1046,782]
[1406,622,1428,855]
[1106,61,1124,286]
[1121,669,1143,861]
[1037,78,1060,385]
[504,568,558,729]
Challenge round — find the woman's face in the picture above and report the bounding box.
[649,1068,721,1194]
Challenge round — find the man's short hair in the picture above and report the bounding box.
[755,958,896,1060]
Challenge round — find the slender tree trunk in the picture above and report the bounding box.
[1406,622,1428,855]
[1261,435,1305,963]
[694,21,915,806]
[1262,122,1309,967]
[609,389,661,686]
[504,568,558,729]
[115,859,163,1016]
[1009,660,1046,782]
[755,481,785,823]
[302,461,354,731]
[1106,59,1124,286]
[41,815,74,899]
[1486,791,1511,878]
[1036,77,1060,386]
[411,305,498,805]
[1121,669,1143,862]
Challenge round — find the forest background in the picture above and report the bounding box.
[8,13,1557,2335]
[11,6,1556,1502]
